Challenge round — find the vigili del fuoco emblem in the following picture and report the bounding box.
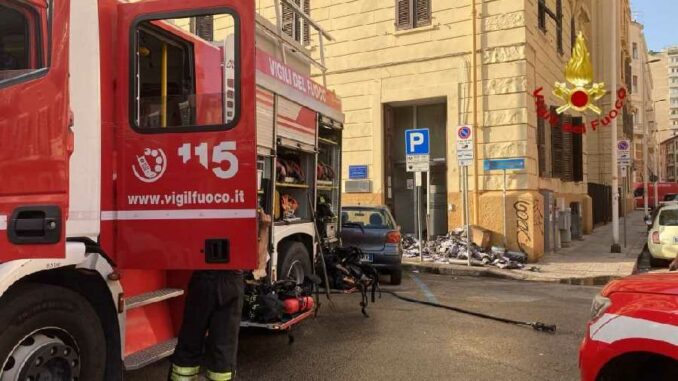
[553,32,606,114]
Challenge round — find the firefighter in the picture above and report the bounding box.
[169,211,272,381]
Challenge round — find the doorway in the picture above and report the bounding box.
[384,102,448,237]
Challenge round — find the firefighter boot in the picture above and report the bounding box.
[206,370,234,381]
[168,364,200,381]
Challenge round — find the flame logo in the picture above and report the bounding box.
[565,33,594,87]
[553,32,606,114]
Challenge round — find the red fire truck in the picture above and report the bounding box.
[0,0,343,379]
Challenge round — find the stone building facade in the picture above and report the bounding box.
[257,0,635,261]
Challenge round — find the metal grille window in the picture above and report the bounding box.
[395,0,432,30]
[282,0,311,45]
[538,0,563,55]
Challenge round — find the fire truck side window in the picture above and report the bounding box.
[133,12,239,131]
[0,1,46,84]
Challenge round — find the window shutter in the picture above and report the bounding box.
[282,2,295,38]
[538,116,547,177]
[415,0,431,27]
[572,117,584,182]
[396,0,413,30]
[194,15,214,41]
[561,115,574,182]
[550,106,563,178]
[556,0,563,54]
[303,0,311,45]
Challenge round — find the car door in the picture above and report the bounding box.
[0,0,70,260]
[113,0,257,269]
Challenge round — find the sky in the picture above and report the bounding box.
[631,0,678,51]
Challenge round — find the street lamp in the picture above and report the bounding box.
[642,58,661,217]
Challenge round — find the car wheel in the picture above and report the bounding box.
[279,242,312,285]
[0,283,106,381]
[390,269,402,285]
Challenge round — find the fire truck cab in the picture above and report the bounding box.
[0,0,342,379]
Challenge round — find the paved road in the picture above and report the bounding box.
[126,273,599,381]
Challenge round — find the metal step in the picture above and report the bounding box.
[125,288,184,310]
[124,338,177,371]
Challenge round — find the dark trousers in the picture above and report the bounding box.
[171,270,244,373]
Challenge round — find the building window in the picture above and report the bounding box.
[632,42,638,59]
[632,75,638,93]
[538,0,563,54]
[395,0,432,31]
[282,0,311,45]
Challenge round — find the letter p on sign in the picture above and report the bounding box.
[405,129,430,155]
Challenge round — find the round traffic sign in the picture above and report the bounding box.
[458,126,472,140]
[617,140,629,151]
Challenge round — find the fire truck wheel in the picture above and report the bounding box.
[0,283,106,381]
[279,242,312,285]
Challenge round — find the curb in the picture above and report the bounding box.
[402,261,625,286]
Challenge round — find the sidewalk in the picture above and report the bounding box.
[403,211,647,285]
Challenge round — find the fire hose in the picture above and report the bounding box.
[382,290,557,334]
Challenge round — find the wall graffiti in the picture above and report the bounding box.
[514,200,531,251]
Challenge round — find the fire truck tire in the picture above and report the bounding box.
[0,283,106,381]
[279,242,312,284]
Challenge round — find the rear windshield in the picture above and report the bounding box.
[659,210,678,226]
[341,209,395,230]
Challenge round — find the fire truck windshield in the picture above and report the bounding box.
[132,12,239,131]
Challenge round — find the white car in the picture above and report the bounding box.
[647,204,678,266]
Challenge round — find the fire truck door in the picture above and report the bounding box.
[0,0,70,260]
[113,1,257,269]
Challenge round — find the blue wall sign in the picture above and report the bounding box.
[483,158,526,171]
[348,165,369,179]
[405,129,430,155]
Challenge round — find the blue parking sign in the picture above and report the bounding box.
[405,129,430,155]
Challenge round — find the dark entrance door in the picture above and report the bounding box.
[384,102,447,237]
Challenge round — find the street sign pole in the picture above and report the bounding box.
[503,169,508,248]
[456,126,474,267]
[464,166,471,267]
[417,173,423,262]
[405,128,430,262]
[482,158,526,250]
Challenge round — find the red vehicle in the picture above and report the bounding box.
[579,273,678,381]
[633,182,678,209]
[0,0,342,379]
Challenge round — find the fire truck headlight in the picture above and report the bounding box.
[590,294,612,321]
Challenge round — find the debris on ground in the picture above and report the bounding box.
[402,232,528,270]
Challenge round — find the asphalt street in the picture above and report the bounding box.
[126,273,599,381]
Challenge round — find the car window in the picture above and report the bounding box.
[633,187,643,197]
[342,209,394,229]
[659,210,678,226]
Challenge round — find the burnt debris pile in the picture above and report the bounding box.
[401,231,529,270]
